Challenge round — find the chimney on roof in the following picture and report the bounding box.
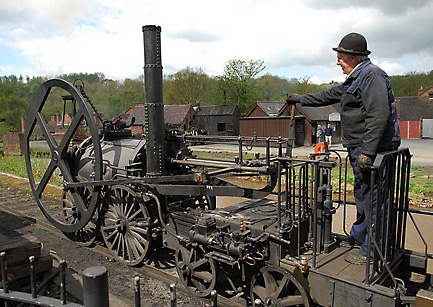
[223,90,227,106]
[417,86,424,97]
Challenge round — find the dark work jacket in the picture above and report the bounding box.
[300,59,400,156]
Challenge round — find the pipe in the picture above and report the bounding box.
[143,25,165,176]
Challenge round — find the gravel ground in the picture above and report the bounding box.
[0,208,209,307]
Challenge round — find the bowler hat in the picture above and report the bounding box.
[333,33,371,55]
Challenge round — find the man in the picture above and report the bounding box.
[287,33,400,264]
[316,125,323,143]
[325,124,333,146]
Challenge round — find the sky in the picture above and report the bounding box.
[1,0,433,84]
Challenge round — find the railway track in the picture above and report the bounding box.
[0,173,245,307]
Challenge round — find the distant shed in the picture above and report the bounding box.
[396,96,433,139]
[241,101,341,146]
[193,105,240,136]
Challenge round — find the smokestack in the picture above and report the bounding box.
[143,25,165,176]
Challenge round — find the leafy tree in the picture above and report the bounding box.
[0,82,27,133]
[120,78,145,104]
[390,70,433,97]
[165,67,215,106]
[96,79,124,119]
[290,76,334,95]
[57,72,106,84]
[214,59,265,114]
[257,74,295,101]
[2,67,433,136]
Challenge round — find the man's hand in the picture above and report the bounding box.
[357,153,374,171]
[286,94,301,104]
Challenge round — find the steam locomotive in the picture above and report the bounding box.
[23,26,432,306]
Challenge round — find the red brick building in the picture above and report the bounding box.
[396,86,433,139]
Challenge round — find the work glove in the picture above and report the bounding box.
[357,153,374,171]
[286,94,301,105]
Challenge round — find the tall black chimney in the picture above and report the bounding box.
[143,25,165,176]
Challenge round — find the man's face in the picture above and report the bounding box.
[336,52,357,75]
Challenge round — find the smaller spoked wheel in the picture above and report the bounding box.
[175,243,216,297]
[62,185,99,246]
[100,185,151,266]
[250,266,310,307]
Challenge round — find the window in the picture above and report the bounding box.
[217,122,226,131]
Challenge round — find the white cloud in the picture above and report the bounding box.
[1,0,433,81]
[372,60,406,76]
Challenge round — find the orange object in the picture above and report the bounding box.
[314,142,329,158]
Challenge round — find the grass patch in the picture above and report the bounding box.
[0,155,28,178]
[0,153,62,186]
[409,166,433,201]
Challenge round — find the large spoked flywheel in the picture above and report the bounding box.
[23,79,102,233]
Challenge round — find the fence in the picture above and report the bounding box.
[1,251,246,307]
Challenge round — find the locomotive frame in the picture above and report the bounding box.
[22,25,432,306]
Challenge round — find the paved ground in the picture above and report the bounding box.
[191,138,433,166]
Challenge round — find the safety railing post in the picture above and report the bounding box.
[29,256,36,299]
[0,252,8,295]
[170,283,176,307]
[134,276,141,307]
[210,290,217,307]
[60,260,67,305]
[83,266,109,307]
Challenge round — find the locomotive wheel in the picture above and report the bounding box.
[250,266,310,306]
[100,185,151,266]
[175,243,216,297]
[62,186,99,246]
[23,79,102,233]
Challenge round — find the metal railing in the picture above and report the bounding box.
[1,252,231,307]
[363,148,421,286]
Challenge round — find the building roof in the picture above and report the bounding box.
[164,104,193,125]
[258,101,285,116]
[297,104,341,122]
[120,104,193,126]
[194,105,240,116]
[127,106,146,124]
[244,101,287,117]
[244,101,340,121]
[397,97,433,121]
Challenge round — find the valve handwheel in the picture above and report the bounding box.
[24,79,102,233]
[251,265,311,306]
[175,243,217,297]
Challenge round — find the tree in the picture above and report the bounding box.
[390,71,433,97]
[0,82,27,133]
[214,59,265,114]
[256,74,295,101]
[290,76,333,95]
[120,78,145,105]
[165,67,214,105]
